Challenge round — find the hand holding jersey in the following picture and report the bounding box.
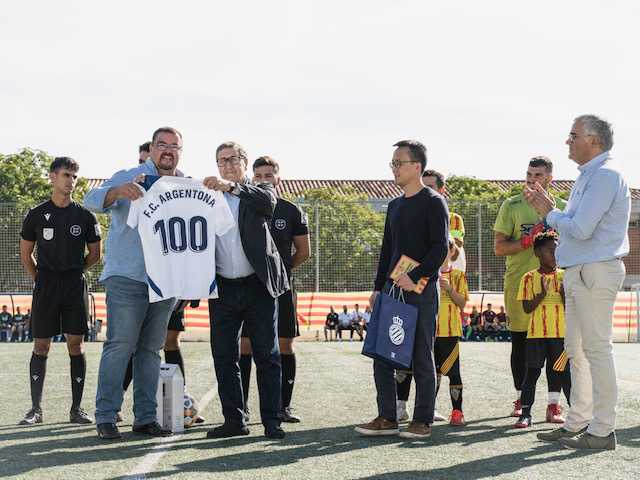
[126,176,235,302]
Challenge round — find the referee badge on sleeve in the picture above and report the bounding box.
[43,228,54,240]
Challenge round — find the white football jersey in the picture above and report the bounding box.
[127,176,235,302]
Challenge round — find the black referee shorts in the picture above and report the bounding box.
[525,337,568,371]
[31,271,88,339]
[241,286,299,339]
[434,336,461,377]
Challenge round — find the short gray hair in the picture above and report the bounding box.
[574,114,614,151]
[215,141,248,165]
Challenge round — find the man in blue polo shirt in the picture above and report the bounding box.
[84,127,182,440]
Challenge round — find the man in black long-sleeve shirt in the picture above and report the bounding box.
[355,140,449,439]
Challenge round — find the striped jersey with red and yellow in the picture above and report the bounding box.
[437,268,469,337]
[517,269,565,339]
[449,212,465,240]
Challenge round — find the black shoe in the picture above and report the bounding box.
[70,407,94,424]
[96,423,122,440]
[133,421,172,437]
[279,407,301,423]
[194,415,205,424]
[206,423,250,439]
[19,408,43,426]
[265,425,286,439]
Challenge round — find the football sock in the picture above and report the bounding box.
[165,349,185,385]
[239,354,252,407]
[396,374,412,402]
[29,353,47,410]
[449,374,463,411]
[548,391,560,404]
[281,353,296,409]
[70,353,86,409]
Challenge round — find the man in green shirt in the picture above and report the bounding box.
[494,156,566,418]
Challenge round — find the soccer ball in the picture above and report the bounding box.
[183,393,199,428]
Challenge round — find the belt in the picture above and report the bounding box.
[216,273,258,284]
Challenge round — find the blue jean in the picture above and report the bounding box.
[373,280,439,424]
[95,276,175,425]
[209,274,281,429]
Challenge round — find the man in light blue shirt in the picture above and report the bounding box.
[84,127,182,440]
[525,114,630,450]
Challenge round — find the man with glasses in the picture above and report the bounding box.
[526,115,630,450]
[355,140,449,439]
[203,142,289,440]
[84,127,182,440]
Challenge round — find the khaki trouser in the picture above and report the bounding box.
[563,259,625,437]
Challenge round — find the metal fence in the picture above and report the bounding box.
[1,200,639,294]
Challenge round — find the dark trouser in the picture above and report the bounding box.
[510,331,527,391]
[209,275,281,429]
[373,280,438,424]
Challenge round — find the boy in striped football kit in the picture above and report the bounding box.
[514,231,571,428]
[434,239,469,426]
[397,239,469,425]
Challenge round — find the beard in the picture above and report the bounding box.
[157,153,176,171]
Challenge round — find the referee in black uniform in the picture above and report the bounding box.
[240,156,310,422]
[19,157,101,425]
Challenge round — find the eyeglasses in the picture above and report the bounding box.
[154,142,182,151]
[389,160,418,169]
[567,132,593,142]
[217,156,243,167]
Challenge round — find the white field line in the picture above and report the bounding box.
[124,357,218,480]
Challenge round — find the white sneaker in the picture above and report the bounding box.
[433,410,446,422]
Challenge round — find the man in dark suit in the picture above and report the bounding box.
[203,141,289,440]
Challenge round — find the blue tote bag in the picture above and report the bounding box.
[362,285,418,369]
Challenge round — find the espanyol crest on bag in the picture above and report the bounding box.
[388,316,405,346]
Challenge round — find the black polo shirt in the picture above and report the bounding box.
[20,200,101,273]
[270,198,309,274]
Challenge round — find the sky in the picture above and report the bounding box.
[2,1,639,185]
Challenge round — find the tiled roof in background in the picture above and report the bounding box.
[84,178,640,200]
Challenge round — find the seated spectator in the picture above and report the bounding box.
[12,307,27,342]
[495,306,510,341]
[324,306,339,342]
[337,305,354,342]
[361,306,372,334]
[482,303,499,340]
[0,305,12,342]
[468,306,483,341]
[351,304,365,341]
[24,308,32,342]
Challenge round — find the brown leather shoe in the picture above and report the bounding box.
[399,421,432,439]
[354,416,399,436]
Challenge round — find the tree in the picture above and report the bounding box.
[446,175,506,202]
[284,187,386,292]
